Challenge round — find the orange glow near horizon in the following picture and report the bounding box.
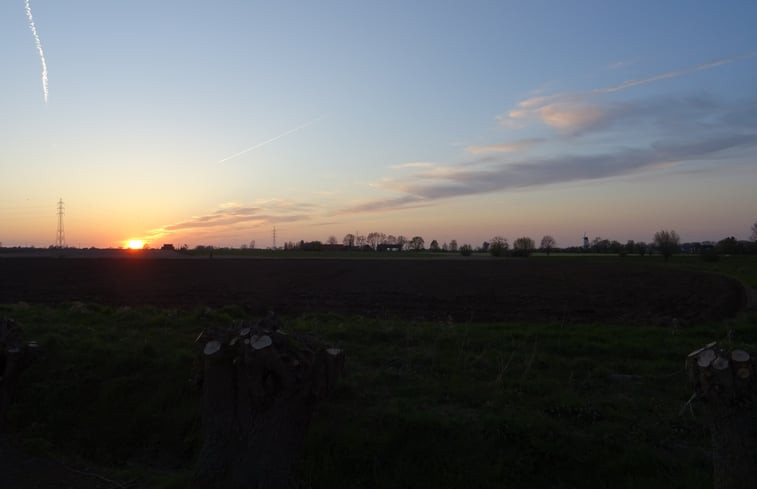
[127,240,145,250]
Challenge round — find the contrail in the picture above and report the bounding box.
[596,52,757,94]
[25,0,49,103]
[218,115,326,164]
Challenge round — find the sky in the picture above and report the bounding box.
[1,1,756,249]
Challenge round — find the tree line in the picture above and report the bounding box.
[278,221,757,260]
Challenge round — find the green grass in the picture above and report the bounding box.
[3,299,756,488]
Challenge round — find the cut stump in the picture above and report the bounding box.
[192,316,345,489]
[686,343,757,489]
[0,318,39,429]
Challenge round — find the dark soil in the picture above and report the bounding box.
[0,256,747,324]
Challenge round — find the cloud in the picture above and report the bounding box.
[504,53,756,134]
[151,201,313,237]
[607,60,631,70]
[340,116,757,214]
[338,195,428,214]
[597,53,755,94]
[389,161,436,169]
[342,55,757,217]
[506,95,612,134]
[465,138,543,154]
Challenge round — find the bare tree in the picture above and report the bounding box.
[751,221,757,241]
[540,235,556,255]
[366,232,385,250]
[653,229,680,261]
[448,239,458,252]
[326,235,338,245]
[409,236,425,251]
[342,234,355,247]
[396,235,407,250]
[489,236,508,257]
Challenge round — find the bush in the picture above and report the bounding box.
[512,237,535,257]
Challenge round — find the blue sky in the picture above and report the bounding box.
[1,1,756,248]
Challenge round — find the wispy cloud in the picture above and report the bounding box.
[505,54,755,134]
[24,0,48,103]
[148,201,314,239]
[389,161,436,169]
[465,138,543,155]
[507,95,610,134]
[341,96,757,215]
[597,53,755,94]
[218,115,326,164]
[607,60,632,70]
[339,195,428,214]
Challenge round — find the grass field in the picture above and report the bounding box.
[1,255,755,488]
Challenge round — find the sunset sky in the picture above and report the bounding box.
[2,1,756,249]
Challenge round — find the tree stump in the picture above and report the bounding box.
[0,318,39,429]
[192,316,345,489]
[686,343,757,489]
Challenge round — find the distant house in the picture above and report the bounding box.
[377,243,403,252]
[161,244,176,251]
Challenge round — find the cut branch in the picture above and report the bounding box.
[686,343,757,489]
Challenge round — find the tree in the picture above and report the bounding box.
[448,239,458,253]
[653,229,680,261]
[429,240,440,252]
[396,235,408,250]
[512,236,535,257]
[409,236,425,251]
[459,244,473,256]
[343,234,355,247]
[751,221,757,242]
[489,236,508,257]
[624,240,635,256]
[716,236,739,255]
[326,235,338,245]
[366,232,383,250]
[540,235,556,255]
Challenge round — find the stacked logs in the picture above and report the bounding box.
[192,315,345,489]
[686,343,757,489]
[0,318,39,428]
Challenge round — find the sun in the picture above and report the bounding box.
[127,239,145,250]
